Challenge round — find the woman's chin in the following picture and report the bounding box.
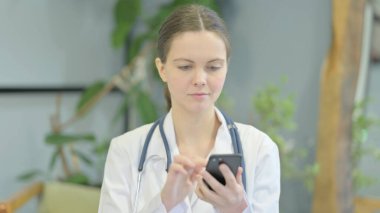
[186,102,214,113]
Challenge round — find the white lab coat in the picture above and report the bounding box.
[99,108,280,213]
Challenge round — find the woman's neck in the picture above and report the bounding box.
[171,106,220,158]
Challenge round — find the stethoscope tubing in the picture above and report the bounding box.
[134,111,246,212]
[221,111,247,189]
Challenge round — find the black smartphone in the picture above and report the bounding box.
[205,154,242,187]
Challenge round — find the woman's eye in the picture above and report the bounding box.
[178,65,192,71]
[207,66,221,71]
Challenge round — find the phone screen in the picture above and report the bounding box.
[205,154,242,186]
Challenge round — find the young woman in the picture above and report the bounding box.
[99,4,280,213]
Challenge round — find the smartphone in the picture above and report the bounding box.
[205,154,242,187]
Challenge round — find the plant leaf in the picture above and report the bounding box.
[49,148,61,171]
[112,94,130,124]
[45,133,95,146]
[127,33,150,63]
[112,0,141,48]
[193,0,220,11]
[73,149,93,166]
[136,89,158,124]
[17,170,44,181]
[64,173,89,185]
[76,81,106,115]
[93,139,111,155]
[146,3,175,31]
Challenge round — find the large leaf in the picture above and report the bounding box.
[64,173,89,185]
[49,148,61,171]
[194,0,219,11]
[45,133,95,146]
[146,3,174,31]
[112,93,131,124]
[114,85,159,126]
[112,0,141,48]
[17,170,44,181]
[127,33,150,63]
[136,89,158,124]
[76,81,106,115]
[93,140,111,155]
[73,149,93,166]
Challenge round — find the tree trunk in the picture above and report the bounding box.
[312,0,365,212]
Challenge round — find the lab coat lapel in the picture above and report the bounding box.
[212,108,235,154]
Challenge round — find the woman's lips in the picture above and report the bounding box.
[188,93,209,100]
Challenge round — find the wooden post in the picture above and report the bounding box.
[312,0,365,212]
[0,182,43,213]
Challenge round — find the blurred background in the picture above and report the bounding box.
[0,0,379,212]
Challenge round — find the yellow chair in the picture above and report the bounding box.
[2,183,379,213]
[0,182,100,213]
[355,196,380,213]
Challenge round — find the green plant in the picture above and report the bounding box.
[18,0,221,186]
[352,99,380,192]
[251,80,319,191]
[112,0,219,59]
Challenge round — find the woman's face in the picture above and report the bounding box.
[156,31,228,113]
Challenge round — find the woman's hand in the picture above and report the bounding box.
[161,155,205,211]
[196,165,248,213]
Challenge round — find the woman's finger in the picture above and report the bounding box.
[201,170,224,194]
[168,163,188,178]
[236,167,243,186]
[173,155,196,170]
[195,180,205,200]
[197,176,217,201]
[219,164,237,186]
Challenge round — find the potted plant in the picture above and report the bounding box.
[7,1,220,212]
[352,100,380,212]
[251,80,319,191]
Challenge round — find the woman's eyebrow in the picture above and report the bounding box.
[172,58,225,63]
[208,58,225,63]
[173,58,194,63]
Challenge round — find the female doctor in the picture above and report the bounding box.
[98,4,280,213]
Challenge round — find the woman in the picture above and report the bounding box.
[99,4,280,213]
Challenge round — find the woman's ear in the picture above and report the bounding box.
[155,57,167,82]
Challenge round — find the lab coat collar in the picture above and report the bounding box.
[144,107,235,164]
[212,108,235,155]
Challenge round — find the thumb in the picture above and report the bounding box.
[236,166,243,186]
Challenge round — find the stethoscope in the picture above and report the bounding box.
[133,111,246,213]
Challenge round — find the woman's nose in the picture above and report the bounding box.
[192,70,206,87]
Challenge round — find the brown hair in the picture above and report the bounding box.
[156,4,230,110]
